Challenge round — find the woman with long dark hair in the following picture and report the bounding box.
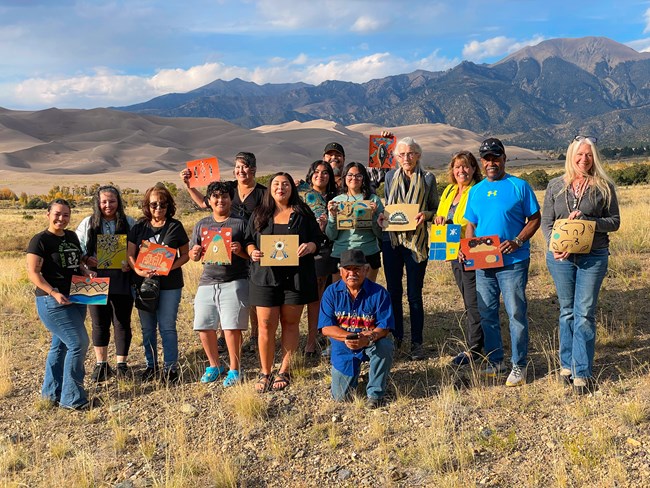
[76,185,135,381]
[246,172,322,392]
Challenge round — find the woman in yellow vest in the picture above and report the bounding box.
[434,151,483,366]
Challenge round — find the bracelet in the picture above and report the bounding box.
[513,236,524,247]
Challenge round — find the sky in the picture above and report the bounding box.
[1,0,650,110]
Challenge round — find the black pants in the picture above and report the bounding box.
[450,260,483,355]
[89,294,134,356]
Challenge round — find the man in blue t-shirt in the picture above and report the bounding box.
[318,249,394,408]
[463,138,541,387]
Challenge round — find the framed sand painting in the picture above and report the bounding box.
[260,234,299,266]
[336,200,373,230]
[381,204,419,232]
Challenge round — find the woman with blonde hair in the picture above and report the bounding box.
[542,135,620,394]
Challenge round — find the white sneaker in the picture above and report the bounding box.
[505,365,527,387]
[481,361,507,377]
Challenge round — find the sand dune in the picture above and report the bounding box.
[0,108,548,193]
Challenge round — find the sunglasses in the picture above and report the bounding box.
[574,135,598,144]
[149,202,168,209]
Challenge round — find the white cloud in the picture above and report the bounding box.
[644,8,650,34]
[291,53,309,65]
[462,35,545,62]
[626,37,650,53]
[351,15,386,33]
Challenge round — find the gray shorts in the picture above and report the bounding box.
[193,280,249,331]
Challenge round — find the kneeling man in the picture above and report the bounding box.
[319,249,394,408]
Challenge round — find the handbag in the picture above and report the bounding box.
[134,277,160,313]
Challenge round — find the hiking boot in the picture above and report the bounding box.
[573,377,596,395]
[90,362,112,383]
[410,343,425,361]
[480,361,508,377]
[164,368,180,385]
[141,366,159,382]
[366,396,386,409]
[559,368,572,386]
[116,362,129,380]
[451,351,473,366]
[505,365,527,387]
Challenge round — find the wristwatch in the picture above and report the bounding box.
[513,236,524,247]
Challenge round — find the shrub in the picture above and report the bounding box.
[24,197,48,209]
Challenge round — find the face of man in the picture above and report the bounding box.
[480,154,506,181]
[323,150,345,176]
[340,264,368,291]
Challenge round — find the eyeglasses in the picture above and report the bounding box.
[398,152,418,159]
[149,202,168,209]
[574,135,598,144]
[346,173,364,180]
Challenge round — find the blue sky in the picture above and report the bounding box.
[1,0,649,110]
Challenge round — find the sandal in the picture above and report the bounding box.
[272,372,291,391]
[200,364,227,383]
[255,373,272,393]
[223,369,241,387]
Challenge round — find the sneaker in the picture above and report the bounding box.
[410,343,426,361]
[90,362,112,383]
[559,368,572,386]
[60,397,102,411]
[217,335,227,353]
[116,362,129,380]
[141,366,159,382]
[505,365,527,387]
[366,396,386,409]
[451,352,473,366]
[164,368,181,385]
[573,377,596,395]
[200,364,227,383]
[481,361,508,377]
[223,369,241,387]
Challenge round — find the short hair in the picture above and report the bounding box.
[141,184,176,221]
[394,137,422,157]
[235,152,256,168]
[207,181,235,200]
[446,151,482,185]
[48,198,71,212]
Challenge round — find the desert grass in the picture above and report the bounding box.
[0,185,649,486]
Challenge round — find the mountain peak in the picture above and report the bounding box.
[495,36,650,73]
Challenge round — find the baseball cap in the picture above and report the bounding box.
[339,249,367,267]
[323,142,345,157]
[479,138,505,158]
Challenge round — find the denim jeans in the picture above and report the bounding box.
[546,249,608,378]
[476,259,530,367]
[36,296,89,408]
[382,241,428,344]
[137,288,182,370]
[330,338,394,401]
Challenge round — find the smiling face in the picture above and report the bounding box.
[573,142,594,176]
[345,166,364,193]
[480,154,506,181]
[452,158,476,186]
[99,191,118,220]
[148,191,168,222]
[208,191,232,217]
[396,144,420,173]
[271,175,292,204]
[323,150,345,176]
[340,264,368,291]
[234,159,255,185]
[48,203,71,234]
[311,163,330,192]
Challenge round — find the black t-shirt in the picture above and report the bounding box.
[203,182,267,222]
[191,215,249,285]
[26,229,82,296]
[128,218,190,290]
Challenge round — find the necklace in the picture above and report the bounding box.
[566,179,587,211]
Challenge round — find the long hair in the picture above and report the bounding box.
[446,151,483,185]
[563,138,615,208]
[141,184,177,222]
[341,162,372,199]
[305,160,337,201]
[253,172,312,232]
[86,185,130,256]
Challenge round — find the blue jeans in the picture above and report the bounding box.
[382,241,428,344]
[476,259,530,367]
[36,296,89,409]
[138,288,182,370]
[330,338,394,401]
[546,249,608,378]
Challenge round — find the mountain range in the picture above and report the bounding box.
[117,37,650,149]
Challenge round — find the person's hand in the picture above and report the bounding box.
[135,266,157,278]
[121,261,131,273]
[500,239,520,255]
[250,249,263,262]
[380,130,394,138]
[344,335,371,350]
[317,214,327,232]
[51,290,70,305]
[553,251,570,261]
[189,244,202,261]
[297,242,317,257]
[327,201,339,215]
[414,212,425,226]
[433,216,445,225]
[86,256,98,268]
[568,210,582,220]
[458,249,467,263]
[180,169,191,187]
[369,201,378,214]
[231,241,242,255]
[377,212,387,229]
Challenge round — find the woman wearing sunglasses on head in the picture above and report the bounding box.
[541,135,620,395]
[127,184,190,385]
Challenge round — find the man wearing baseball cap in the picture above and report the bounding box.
[323,142,345,188]
[318,249,394,408]
[462,137,541,387]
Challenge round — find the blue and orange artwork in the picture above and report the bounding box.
[429,224,461,261]
[134,240,176,276]
[460,235,503,270]
[368,134,396,169]
[201,227,232,265]
[69,276,109,305]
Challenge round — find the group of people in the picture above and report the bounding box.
[26,134,619,410]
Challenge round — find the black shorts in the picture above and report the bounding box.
[249,281,318,307]
[314,244,338,277]
[330,250,382,271]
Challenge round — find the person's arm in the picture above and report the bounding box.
[540,184,558,244]
[171,243,190,270]
[179,168,209,209]
[420,173,439,222]
[297,213,320,257]
[371,195,385,239]
[26,253,70,305]
[583,184,621,233]
[500,211,541,254]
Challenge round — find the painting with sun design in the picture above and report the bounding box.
[186,156,220,188]
[336,200,373,230]
[260,234,299,266]
[69,276,110,305]
[428,224,461,261]
[368,134,396,169]
[97,234,127,269]
[201,227,232,265]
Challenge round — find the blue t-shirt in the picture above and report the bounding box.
[464,174,540,265]
[318,278,394,377]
